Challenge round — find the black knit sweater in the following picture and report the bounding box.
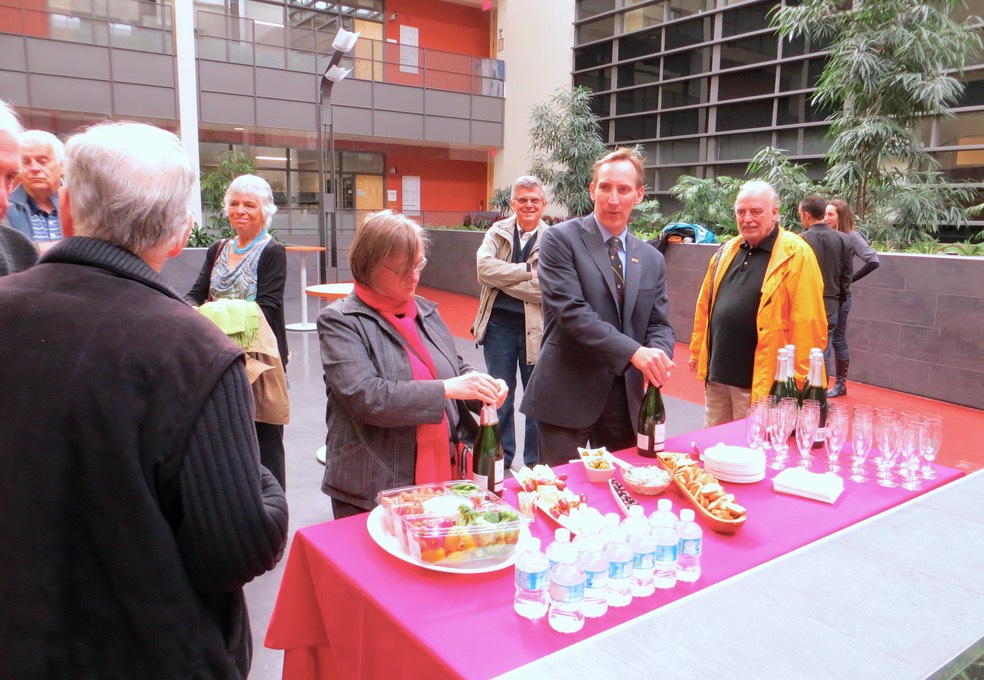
[0,237,288,679]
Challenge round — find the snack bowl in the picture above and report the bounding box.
[376,480,488,546]
[620,465,672,496]
[583,456,616,483]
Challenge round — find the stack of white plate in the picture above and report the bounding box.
[702,443,766,483]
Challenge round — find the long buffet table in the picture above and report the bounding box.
[264,420,964,679]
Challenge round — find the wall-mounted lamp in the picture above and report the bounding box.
[331,27,360,53]
[389,166,397,174]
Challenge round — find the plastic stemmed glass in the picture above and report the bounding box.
[770,398,798,470]
[920,415,943,479]
[795,402,820,468]
[899,421,925,491]
[849,409,873,483]
[875,418,901,488]
[825,404,849,472]
[745,402,768,454]
[872,409,894,468]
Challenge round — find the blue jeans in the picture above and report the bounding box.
[826,293,852,375]
[482,319,538,467]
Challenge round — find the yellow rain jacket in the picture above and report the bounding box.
[689,227,827,403]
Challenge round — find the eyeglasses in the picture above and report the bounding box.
[735,208,767,219]
[513,197,544,206]
[384,257,428,278]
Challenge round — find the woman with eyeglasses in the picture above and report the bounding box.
[318,209,508,519]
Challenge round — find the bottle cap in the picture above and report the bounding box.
[657,498,672,511]
[680,508,695,521]
[526,537,541,552]
[556,528,571,542]
[629,504,644,518]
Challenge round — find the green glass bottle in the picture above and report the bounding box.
[471,403,504,495]
[769,348,790,400]
[785,344,799,402]
[636,383,666,458]
[799,349,829,449]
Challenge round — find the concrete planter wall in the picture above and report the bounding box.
[423,230,984,410]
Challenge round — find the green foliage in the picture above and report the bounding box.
[770,0,983,239]
[528,87,608,216]
[194,151,256,246]
[490,187,512,214]
[629,199,663,240]
[943,240,984,256]
[666,175,742,234]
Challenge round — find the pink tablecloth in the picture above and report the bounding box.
[265,420,963,679]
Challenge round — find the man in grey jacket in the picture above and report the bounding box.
[0,99,39,277]
[472,176,549,470]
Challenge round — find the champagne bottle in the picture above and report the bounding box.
[636,383,666,458]
[784,344,799,400]
[799,349,828,449]
[472,403,504,494]
[769,348,789,400]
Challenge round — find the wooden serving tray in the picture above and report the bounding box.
[657,453,746,535]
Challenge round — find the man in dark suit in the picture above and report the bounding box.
[520,147,675,465]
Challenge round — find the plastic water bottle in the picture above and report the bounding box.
[676,508,703,582]
[545,528,575,572]
[603,526,633,607]
[624,505,657,597]
[514,537,549,620]
[576,534,609,618]
[547,552,586,633]
[649,498,678,589]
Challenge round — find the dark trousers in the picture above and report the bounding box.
[331,497,369,520]
[826,293,852,375]
[482,319,538,468]
[536,377,635,466]
[255,421,285,491]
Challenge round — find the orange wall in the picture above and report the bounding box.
[385,0,491,55]
[386,153,488,212]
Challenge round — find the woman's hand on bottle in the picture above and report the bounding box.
[444,371,506,406]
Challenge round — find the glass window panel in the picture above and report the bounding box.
[614,115,658,141]
[778,60,812,92]
[591,94,613,117]
[711,164,745,179]
[618,57,661,87]
[575,42,614,70]
[661,139,700,163]
[716,131,773,161]
[341,151,384,173]
[802,125,829,155]
[618,27,661,59]
[776,94,827,126]
[255,168,288,207]
[721,2,771,39]
[939,110,984,148]
[668,0,712,20]
[664,16,711,50]
[661,77,708,109]
[575,68,613,92]
[577,0,618,20]
[720,33,778,69]
[616,85,659,115]
[775,128,800,155]
[718,66,775,101]
[622,3,665,33]
[656,165,698,191]
[806,58,825,88]
[578,15,617,44]
[715,99,773,131]
[661,109,704,137]
[955,69,984,108]
[663,48,713,79]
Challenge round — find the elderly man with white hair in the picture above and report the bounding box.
[6,128,65,251]
[0,121,288,678]
[0,100,38,276]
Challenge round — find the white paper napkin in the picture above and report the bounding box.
[772,468,845,504]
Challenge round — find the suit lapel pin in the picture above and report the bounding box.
[630,257,639,264]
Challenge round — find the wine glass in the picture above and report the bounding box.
[920,415,942,479]
[849,407,873,483]
[875,417,900,488]
[795,401,820,468]
[825,404,849,473]
[768,397,795,469]
[899,420,925,491]
[745,402,768,454]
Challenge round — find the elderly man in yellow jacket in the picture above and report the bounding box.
[689,180,827,427]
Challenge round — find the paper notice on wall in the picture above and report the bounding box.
[387,189,397,202]
[400,25,419,74]
[402,176,421,215]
